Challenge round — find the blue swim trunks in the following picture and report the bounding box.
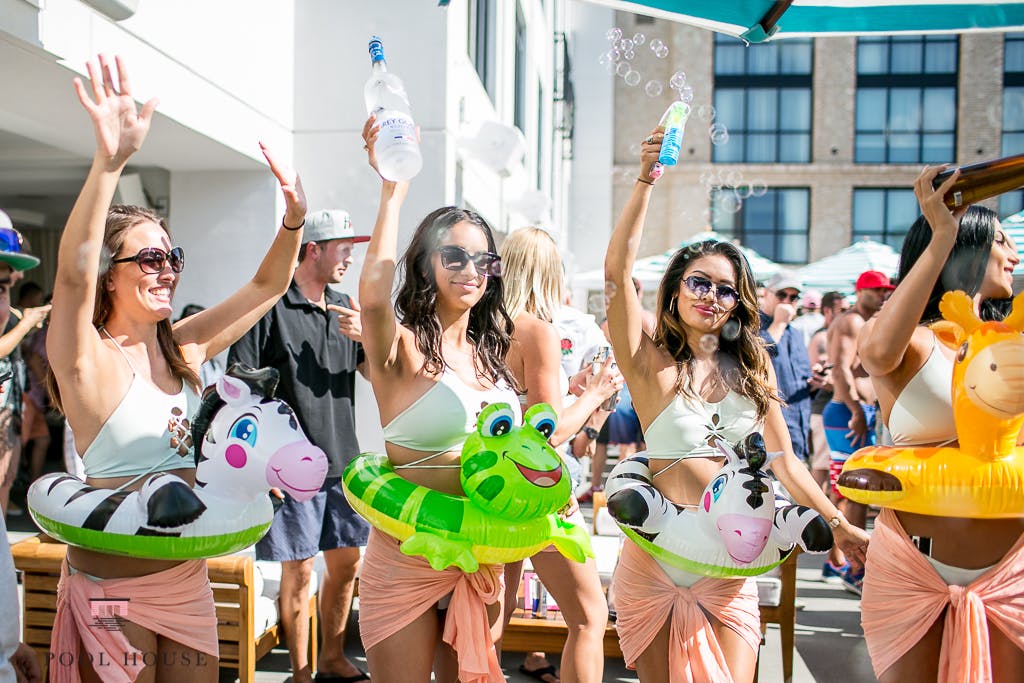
[823,401,877,460]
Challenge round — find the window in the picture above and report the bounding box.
[711,188,810,263]
[855,35,958,163]
[514,6,527,132]
[468,0,496,100]
[1001,33,1024,216]
[852,188,919,250]
[713,35,813,163]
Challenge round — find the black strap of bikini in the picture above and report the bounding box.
[911,535,932,557]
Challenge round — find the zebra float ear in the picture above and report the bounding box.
[714,438,741,467]
[216,375,254,406]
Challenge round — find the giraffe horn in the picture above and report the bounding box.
[938,291,982,334]
[1002,290,1024,332]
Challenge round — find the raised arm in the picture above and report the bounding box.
[859,166,965,377]
[604,127,663,379]
[48,55,157,379]
[172,143,305,361]
[358,115,411,370]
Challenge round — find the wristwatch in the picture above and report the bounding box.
[582,426,600,440]
[828,513,843,529]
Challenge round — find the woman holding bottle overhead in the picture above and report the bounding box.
[603,127,869,682]
[356,114,519,682]
[499,227,622,683]
[855,166,1024,682]
[46,55,306,682]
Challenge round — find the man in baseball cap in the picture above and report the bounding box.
[228,208,372,682]
[855,270,896,293]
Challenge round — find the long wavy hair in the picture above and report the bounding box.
[898,205,1003,323]
[499,227,564,323]
[394,206,515,387]
[49,205,201,412]
[653,239,778,419]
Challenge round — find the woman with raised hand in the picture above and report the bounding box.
[499,226,622,683]
[47,55,306,682]
[855,167,1024,682]
[356,115,520,682]
[603,128,868,682]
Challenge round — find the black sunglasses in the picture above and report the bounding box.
[437,245,502,277]
[684,275,739,309]
[112,246,185,274]
[776,290,800,303]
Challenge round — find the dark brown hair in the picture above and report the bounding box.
[653,239,779,419]
[49,205,200,412]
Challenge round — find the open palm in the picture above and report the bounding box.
[73,55,158,167]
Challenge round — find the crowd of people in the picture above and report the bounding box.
[2,54,1023,683]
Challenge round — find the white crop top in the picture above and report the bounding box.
[644,387,761,460]
[887,339,956,446]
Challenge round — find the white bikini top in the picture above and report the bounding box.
[887,339,956,446]
[643,381,761,461]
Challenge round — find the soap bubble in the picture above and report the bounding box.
[735,185,753,199]
[633,33,646,46]
[607,28,622,42]
[629,142,641,155]
[624,70,642,87]
[588,292,608,313]
[697,105,717,123]
[709,123,730,145]
[714,191,743,214]
[598,51,612,66]
[649,38,664,51]
[604,279,619,299]
[644,80,664,97]
[624,49,635,61]
[654,45,670,59]
[751,180,768,197]
[722,319,741,341]
[679,85,694,103]
[700,334,719,353]
[669,71,687,90]
[698,171,715,186]
[620,38,634,52]
[724,170,743,186]
[616,62,631,76]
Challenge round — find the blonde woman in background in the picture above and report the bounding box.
[500,227,622,683]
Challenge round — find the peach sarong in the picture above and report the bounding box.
[358,529,505,683]
[51,558,218,683]
[612,539,761,683]
[862,509,1024,682]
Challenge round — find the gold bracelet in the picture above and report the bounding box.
[636,176,655,186]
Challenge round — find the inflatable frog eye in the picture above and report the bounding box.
[525,404,557,439]
[479,403,517,437]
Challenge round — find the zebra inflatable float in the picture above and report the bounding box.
[28,365,328,559]
[605,432,833,577]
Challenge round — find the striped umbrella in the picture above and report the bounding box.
[585,1,1024,43]
[1000,209,1024,276]
[797,239,901,294]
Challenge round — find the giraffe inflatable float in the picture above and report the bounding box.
[838,289,1024,518]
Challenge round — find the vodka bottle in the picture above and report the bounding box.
[364,36,422,181]
[932,152,1024,209]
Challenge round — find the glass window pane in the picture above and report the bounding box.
[856,89,887,131]
[924,41,957,74]
[853,190,885,232]
[999,191,1024,219]
[748,43,779,74]
[891,41,923,74]
[889,133,920,163]
[744,232,775,259]
[715,44,746,75]
[922,88,955,131]
[857,40,888,74]
[779,231,808,263]
[1003,88,1024,132]
[887,189,919,232]
[1002,132,1024,157]
[778,134,810,163]
[714,89,746,130]
[779,190,810,231]
[747,89,778,130]
[744,194,776,229]
[747,133,776,162]
[780,41,812,74]
[779,89,811,131]
[889,89,922,132]
[922,133,954,163]
[855,133,886,163]
[1007,40,1024,73]
[713,134,744,162]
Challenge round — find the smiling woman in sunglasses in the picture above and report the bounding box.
[355,115,520,682]
[602,127,869,682]
[44,56,305,683]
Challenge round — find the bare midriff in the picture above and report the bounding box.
[384,442,465,496]
[648,456,727,509]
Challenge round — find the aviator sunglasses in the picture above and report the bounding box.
[112,246,186,274]
[437,245,503,277]
[684,275,739,309]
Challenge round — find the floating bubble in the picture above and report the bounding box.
[697,105,717,123]
[624,49,635,61]
[700,334,719,354]
[709,123,730,146]
[735,185,753,199]
[633,33,646,46]
[624,70,642,87]
[679,85,694,103]
[644,80,664,97]
[620,38,634,52]
[721,318,741,341]
[588,292,608,313]
[654,45,670,59]
[724,170,743,186]
[604,280,619,301]
[649,38,664,51]
[607,28,622,42]
[598,51,611,66]
[751,180,768,197]
[616,62,631,76]
[669,71,687,90]
[629,142,641,155]
[698,171,715,186]
[714,192,743,214]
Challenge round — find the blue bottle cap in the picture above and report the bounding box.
[369,36,385,63]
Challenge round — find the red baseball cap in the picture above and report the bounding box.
[855,270,896,291]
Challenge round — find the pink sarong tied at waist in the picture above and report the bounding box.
[862,509,1024,683]
[612,539,761,683]
[358,529,505,683]
[50,558,218,683]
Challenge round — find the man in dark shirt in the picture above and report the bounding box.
[759,269,812,462]
[229,209,370,683]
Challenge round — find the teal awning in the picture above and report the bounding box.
[585,1,1024,43]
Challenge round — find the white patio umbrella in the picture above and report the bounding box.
[797,239,901,294]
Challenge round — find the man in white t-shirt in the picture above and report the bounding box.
[2,514,43,682]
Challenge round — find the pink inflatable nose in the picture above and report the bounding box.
[266,441,329,503]
[717,513,772,564]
